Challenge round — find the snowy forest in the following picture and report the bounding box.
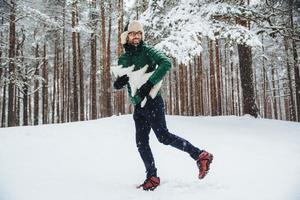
[0,0,299,127]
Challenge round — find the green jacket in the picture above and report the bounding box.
[118,42,171,105]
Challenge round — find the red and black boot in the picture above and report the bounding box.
[137,176,160,191]
[197,151,213,179]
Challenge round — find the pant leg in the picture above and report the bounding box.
[133,107,157,178]
[146,96,202,160]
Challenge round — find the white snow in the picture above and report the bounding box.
[1,115,300,200]
[124,0,136,12]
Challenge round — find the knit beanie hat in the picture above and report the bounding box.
[121,20,145,45]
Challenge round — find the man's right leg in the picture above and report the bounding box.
[133,108,157,178]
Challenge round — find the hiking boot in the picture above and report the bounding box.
[197,151,213,179]
[137,176,160,191]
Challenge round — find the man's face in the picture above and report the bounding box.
[127,31,142,46]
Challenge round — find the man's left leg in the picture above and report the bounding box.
[145,96,201,160]
[146,96,213,179]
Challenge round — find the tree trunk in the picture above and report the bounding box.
[56,46,60,123]
[198,55,204,115]
[8,2,16,127]
[194,56,199,115]
[100,0,107,117]
[72,0,79,121]
[183,64,188,115]
[237,43,258,117]
[189,62,194,115]
[179,64,185,115]
[289,0,300,121]
[15,88,20,126]
[52,36,58,123]
[90,0,97,119]
[34,43,40,125]
[168,68,173,115]
[23,81,29,126]
[0,17,2,79]
[276,66,282,120]
[271,65,278,119]
[284,38,296,121]
[173,58,179,115]
[67,46,72,122]
[236,5,259,118]
[116,0,125,115]
[42,43,49,124]
[56,34,60,123]
[224,42,229,115]
[1,70,7,127]
[77,33,85,121]
[90,32,97,119]
[0,18,3,127]
[230,48,235,115]
[215,39,222,115]
[261,35,268,118]
[106,1,112,117]
[292,40,300,122]
[263,66,267,118]
[236,63,242,116]
[61,4,66,123]
[209,40,217,116]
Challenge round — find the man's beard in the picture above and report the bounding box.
[130,38,141,46]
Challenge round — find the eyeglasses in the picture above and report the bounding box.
[128,31,142,36]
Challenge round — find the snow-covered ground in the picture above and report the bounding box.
[0,115,300,200]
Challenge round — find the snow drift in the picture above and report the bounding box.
[0,115,300,200]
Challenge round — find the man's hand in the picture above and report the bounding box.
[138,81,154,100]
[113,75,129,89]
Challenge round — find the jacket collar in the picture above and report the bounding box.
[123,41,144,55]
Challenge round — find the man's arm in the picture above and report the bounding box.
[146,46,172,85]
[113,53,130,90]
[117,53,127,67]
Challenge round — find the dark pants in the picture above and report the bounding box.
[133,95,202,178]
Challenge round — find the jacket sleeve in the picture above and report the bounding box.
[146,46,171,85]
[117,53,128,68]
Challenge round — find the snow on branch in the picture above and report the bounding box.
[19,5,60,30]
[140,1,262,65]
